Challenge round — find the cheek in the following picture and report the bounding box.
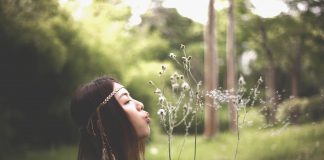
[123,109,150,137]
[124,108,141,126]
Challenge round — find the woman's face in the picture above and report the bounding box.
[114,82,151,138]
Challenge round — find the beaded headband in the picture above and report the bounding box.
[101,87,124,105]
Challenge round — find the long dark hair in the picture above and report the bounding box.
[70,76,144,160]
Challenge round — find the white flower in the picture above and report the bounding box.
[157,109,166,116]
[162,64,167,71]
[238,75,246,86]
[181,82,190,91]
[169,53,176,58]
[158,96,165,104]
[258,76,263,83]
[154,88,161,95]
[180,44,185,49]
[171,83,179,90]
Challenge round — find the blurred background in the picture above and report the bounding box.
[0,0,323,159]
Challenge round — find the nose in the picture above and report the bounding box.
[134,99,144,111]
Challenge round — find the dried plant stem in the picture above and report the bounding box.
[168,132,172,160]
[177,134,187,160]
[194,112,197,160]
[168,110,173,160]
[234,113,240,160]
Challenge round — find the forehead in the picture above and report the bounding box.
[113,82,128,98]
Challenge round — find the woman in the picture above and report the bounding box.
[70,76,150,160]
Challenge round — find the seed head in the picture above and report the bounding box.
[169,53,176,59]
[157,109,166,117]
[180,44,185,49]
[181,57,187,62]
[238,75,246,86]
[162,64,167,71]
[258,76,263,84]
[171,83,179,90]
[154,88,161,95]
[181,82,190,91]
[158,96,165,104]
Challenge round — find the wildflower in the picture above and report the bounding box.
[238,75,246,86]
[183,105,188,111]
[180,75,184,80]
[180,44,185,49]
[183,105,192,113]
[158,96,165,104]
[154,88,161,95]
[181,57,187,63]
[169,106,176,112]
[171,83,179,90]
[258,76,263,83]
[181,82,190,91]
[157,108,166,117]
[169,53,176,59]
[162,64,167,71]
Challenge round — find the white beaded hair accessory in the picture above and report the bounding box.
[101,87,124,105]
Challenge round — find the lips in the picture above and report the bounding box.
[146,117,151,124]
[144,112,150,124]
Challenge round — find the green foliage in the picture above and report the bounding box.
[277,96,324,124]
[0,0,131,154]
[0,0,175,154]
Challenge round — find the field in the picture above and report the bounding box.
[6,119,324,160]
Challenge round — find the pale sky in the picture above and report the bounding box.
[59,0,289,24]
[123,0,289,25]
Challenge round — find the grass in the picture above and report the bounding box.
[5,120,324,160]
[146,121,324,160]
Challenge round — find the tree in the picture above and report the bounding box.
[204,0,218,138]
[257,18,278,124]
[284,0,324,97]
[226,0,237,132]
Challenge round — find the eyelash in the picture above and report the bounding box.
[124,100,131,105]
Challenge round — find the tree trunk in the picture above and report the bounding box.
[226,0,237,132]
[291,35,304,98]
[258,20,277,124]
[265,62,276,124]
[204,0,218,138]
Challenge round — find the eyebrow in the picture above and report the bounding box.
[118,91,129,100]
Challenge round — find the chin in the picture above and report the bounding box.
[139,128,150,139]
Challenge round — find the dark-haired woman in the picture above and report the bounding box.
[70,76,150,160]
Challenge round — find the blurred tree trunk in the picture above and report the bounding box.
[226,0,237,132]
[204,0,218,138]
[258,21,277,124]
[291,35,304,97]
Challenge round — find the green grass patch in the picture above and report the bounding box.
[146,121,324,160]
[4,121,324,160]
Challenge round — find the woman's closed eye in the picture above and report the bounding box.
[124,100,131,105]
[124,100,130,105]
